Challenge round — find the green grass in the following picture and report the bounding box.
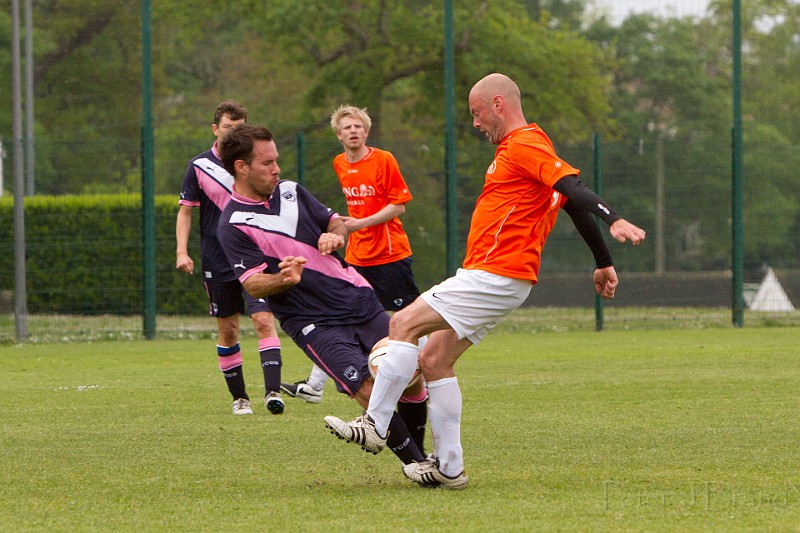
[2,328,799,531]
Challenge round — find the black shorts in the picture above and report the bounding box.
[289,312,390,397]
[204,279,270,318]
[354,257,420,312]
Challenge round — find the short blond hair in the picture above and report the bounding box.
[330,105,372,134]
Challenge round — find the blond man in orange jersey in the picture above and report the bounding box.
[329,105,420,309]
[285,106,428,453]
[324,73,646,489]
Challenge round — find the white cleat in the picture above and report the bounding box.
[401,457,440,488]
[403,457,469,490]
[232,398,253,415]
[265,391,285,415]
[324,413,387,454]
[280,380,323,404]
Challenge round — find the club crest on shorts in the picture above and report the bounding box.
[343,365,359,381]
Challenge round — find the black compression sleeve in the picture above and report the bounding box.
[553,175,622,226]
[562,198,614,269]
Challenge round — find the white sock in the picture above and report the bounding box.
[427,377,463,477]
[307,364,328,391]
[367,340,419,436]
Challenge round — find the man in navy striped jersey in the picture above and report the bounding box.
[216,124,432,479]
[176,101,284,416]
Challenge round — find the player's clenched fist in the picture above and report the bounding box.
[594,266,619,299]
[318,233,345,255]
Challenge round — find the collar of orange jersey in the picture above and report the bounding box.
[346,145,373,164]
[501,123,538,143]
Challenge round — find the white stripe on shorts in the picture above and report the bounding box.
[420,268,532,345]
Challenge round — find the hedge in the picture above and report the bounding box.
[0,194,208,315]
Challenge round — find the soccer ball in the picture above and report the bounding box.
[368,337,421,387]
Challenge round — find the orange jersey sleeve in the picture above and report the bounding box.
[333,148,414,266]
[462,124,578,282]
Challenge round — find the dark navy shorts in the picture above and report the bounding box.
[204,279,271,318]
[289,312,390,397]
[354,257,420,312]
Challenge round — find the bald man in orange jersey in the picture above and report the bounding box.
[325,73,646,489]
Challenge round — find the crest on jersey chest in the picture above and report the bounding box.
[229,182,300,237]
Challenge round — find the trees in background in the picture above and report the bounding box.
[0,0,797,272]
[581,0,800,271]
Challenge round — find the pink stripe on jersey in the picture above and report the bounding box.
[179,199,201,207]
[258,337,281,351]
[196,168,234,211]
[240,263,268,284]
[237,226,371,289]
[218,351,244,371]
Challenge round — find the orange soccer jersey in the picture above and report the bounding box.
[462,124,579,283]
[333,147,413,267]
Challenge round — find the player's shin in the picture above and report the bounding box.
[427,377,464,477]
[218,344,248,400]
[367,340,419,436]
[258,337,282,394]
[387,411,426,464]
[398,387,428,456]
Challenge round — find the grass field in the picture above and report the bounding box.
[2,327,799,531]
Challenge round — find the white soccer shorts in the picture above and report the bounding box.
[420,268,532,345]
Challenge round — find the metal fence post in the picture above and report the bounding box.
[731,0,744,327]
[141,0,156,339]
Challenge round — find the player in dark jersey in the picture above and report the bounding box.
[281,106,424,442]
[216,124,432,476]
[176,100,285,416]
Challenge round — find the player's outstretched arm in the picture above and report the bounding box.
[561,199,613,270]
[242,256,307,298]
[341,203,406,233]
[561,203,619,299]
[553,175,646,246]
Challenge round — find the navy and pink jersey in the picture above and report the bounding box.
[178,143,237,282]
[217,180,385,338]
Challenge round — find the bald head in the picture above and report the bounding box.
[468,73,527,144]
[470,73,522,108]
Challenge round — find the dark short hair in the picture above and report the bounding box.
[219,124,275,176]
[214,100,248,125]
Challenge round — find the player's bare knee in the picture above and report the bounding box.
[389,308,423,343]
[418,351,436,376]
[217,315,240,345]
[251,313,277,337]
[418,343,455,380]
